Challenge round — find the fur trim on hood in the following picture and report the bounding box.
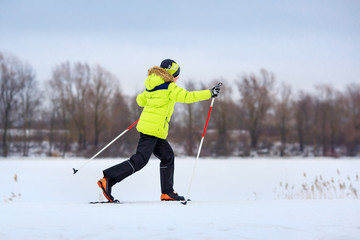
[148,66,174,83]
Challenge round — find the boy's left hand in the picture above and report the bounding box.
[210,85,221,97]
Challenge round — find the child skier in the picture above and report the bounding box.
[97,59,220,202]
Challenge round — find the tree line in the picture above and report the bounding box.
[1,52,359,158]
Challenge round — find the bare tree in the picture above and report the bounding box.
[294,91,314,154]
[88,65,114,148]
[107,87,134,157]
[237,69,275,151]
[274,82,292,156]
[46,97,60,156]
[328,89,344,155]
[343,83,360,156]
[19,66,41,156]
[70,63,91,151]
[211,79,237,156]
[315,85,342,156]
[50,62,91,151]
[0,53,27,156]
[48,63,72,157]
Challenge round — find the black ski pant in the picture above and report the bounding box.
[103,133,175,194]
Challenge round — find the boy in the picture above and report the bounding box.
[97,59,220,202]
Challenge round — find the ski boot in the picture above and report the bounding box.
[161,191,185,201]
[97,177,115,202]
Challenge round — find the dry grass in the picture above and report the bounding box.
[2,174,22,203]
[274,169,359,200]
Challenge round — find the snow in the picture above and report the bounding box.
[1,157,360,240]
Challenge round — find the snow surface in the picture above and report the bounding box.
[1,157,360,240]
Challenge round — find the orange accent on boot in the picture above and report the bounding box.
[97,178,113,202]
[161,193,175,201]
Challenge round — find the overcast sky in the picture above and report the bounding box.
[1,0,359,95]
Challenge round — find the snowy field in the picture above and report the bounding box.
[1,157,360,240]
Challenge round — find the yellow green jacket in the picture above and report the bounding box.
[136,66,211,139]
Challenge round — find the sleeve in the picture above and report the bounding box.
[168,83,211,103]
[136,91,147,107]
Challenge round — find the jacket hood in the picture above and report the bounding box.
[145,66,174,90]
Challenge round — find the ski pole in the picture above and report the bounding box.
[72,119,139,174]
[181,82,222,205]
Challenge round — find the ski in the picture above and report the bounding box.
[89,199,120,204]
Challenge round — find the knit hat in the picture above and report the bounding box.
[160,59,180,77]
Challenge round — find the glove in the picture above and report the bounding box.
[210,85,221,98]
